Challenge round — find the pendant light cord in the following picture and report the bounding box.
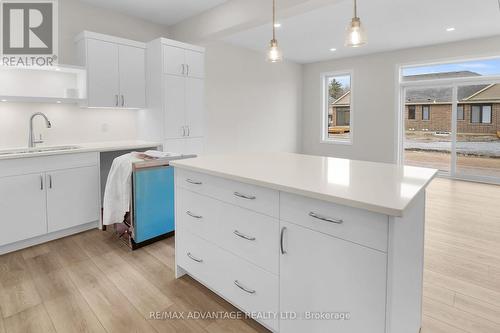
[354,0,358,18]
[272,0,276,40]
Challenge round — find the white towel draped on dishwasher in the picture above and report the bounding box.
[102,153,143,226]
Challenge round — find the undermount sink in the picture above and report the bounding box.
[0,145,81,156]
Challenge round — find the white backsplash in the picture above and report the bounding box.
[0,103,138,149]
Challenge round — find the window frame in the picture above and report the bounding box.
[422,105,431,121]
[470,104,493,124]
[408,105,416,120]
[320,70,354,145]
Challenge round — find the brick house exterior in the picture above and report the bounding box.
[329,91,350,129]
[405,84,500,135]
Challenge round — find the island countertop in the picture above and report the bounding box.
[170,152,437,216]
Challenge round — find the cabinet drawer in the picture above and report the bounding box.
[177,230,279,332]
[177,188,279,274]
[280,192,388,252]
[176,169,279,218]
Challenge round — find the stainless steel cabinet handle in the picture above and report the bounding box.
[280,227,287,255]
[308,212,343,224]
[233,230,256,241]
[121,95,125,107]
[233,192,256,200]
[182,126,186,137]
[181,64,185,75]
[187,126,190,136]
[115,94,119,106]
[186,211,202,219]
[186,178,202,185]
[187,64,190,76]
[40,175,44,190]
[187,252,203,263]
[234,280,256,294]
[48,175,52,189]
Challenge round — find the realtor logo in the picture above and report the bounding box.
[1,0,58,66]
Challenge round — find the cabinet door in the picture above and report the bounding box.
[87,39,120,107]
[164,74,186,139]
[119,45,146,109]
[280,221,387,333]
[163,139,185,153]
[184,138,204,155]
[47,166,99,233]
[185,77,204,138]
[163,45,185,76]
[185,50,204,78]
[0,174,47,246]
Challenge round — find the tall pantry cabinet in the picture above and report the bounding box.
[138,38,205,155]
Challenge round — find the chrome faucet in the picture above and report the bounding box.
[28,112,52,148]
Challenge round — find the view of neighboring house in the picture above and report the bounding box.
[329,91,351,133]
[404,72,500,136]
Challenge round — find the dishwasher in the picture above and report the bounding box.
[122,154,195,249]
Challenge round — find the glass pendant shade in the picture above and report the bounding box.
[267,39,283,63]
[345,17,366,47]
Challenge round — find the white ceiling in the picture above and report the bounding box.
[223,0,500,64]
[78,0,228,26]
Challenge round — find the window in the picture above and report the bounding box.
[457,104,464,120]
[322,72,352,143]
[402,57,500,81]
[471,105,492,124]
[408,105,416,120]
[422,105,430,120]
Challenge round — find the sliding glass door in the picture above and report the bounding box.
[403,86,453,173]
[455,85,500,181]
[402,82,500,184]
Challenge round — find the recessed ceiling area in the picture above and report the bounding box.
[223,0,500,64]
[78,0,229,26]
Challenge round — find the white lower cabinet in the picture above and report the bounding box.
[0,153,100,252]
[279,221,387,333]
[47,166,100,233]
[175,170,422,333]
[0,173,47,246]
[177,230,279,332]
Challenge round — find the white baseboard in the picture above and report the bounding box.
[0,221,99,256]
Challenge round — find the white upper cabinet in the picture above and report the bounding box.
[185,78,204,138]
[185,50,205,79]
[163,45,205,78]
[140,38,205,154]
[164,75,186,138]
[86,39,120,108]
[119,45,146,109]
[76,31,146,109]
[163,45,186,76]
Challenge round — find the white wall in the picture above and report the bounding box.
[0,0,169,149]
[0,103,137,149]
[59,0,169,65]
[301,35,500,163]
[201,41,303,153]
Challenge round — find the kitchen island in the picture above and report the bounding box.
[170,152,437,333]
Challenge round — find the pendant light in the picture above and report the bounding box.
[267,0,283,62]
[345,0,367,47]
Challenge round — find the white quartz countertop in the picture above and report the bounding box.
[170,152,438,217]
[0,140,161,160]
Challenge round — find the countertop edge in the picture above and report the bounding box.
[0,142,162,160]
[170,162,432,217]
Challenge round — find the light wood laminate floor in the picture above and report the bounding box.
[0,178,499,333]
